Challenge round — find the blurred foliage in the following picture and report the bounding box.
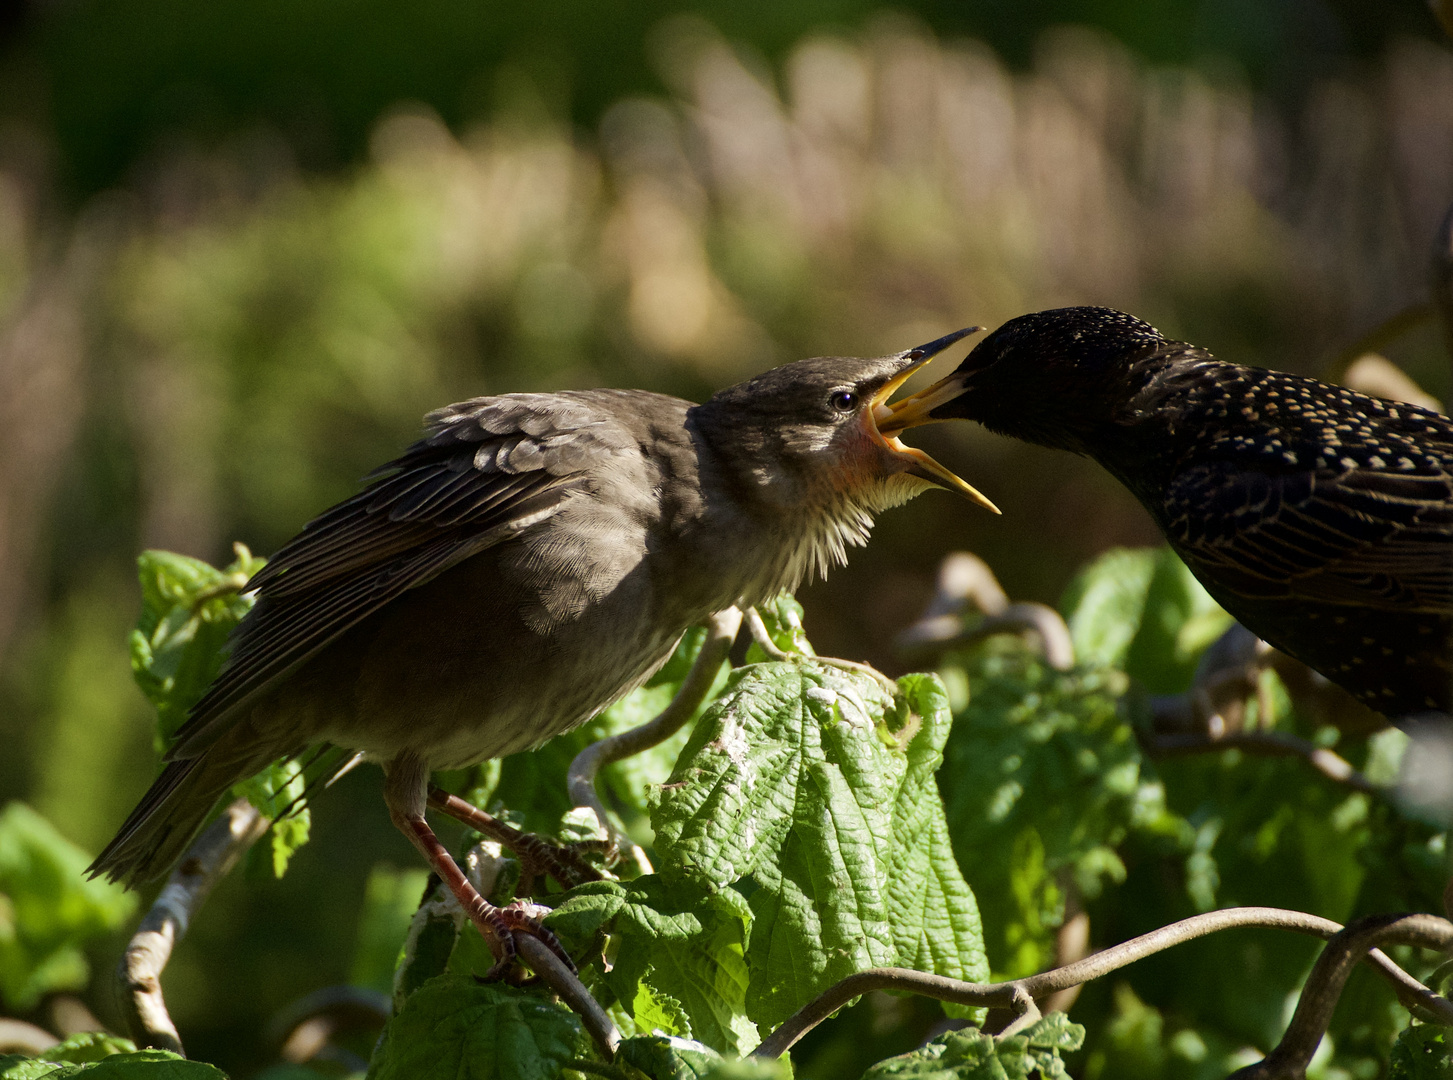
[0,0,1442,197]
[4,542,1453,1077]
[860,1013,1085,1079]
[0,802,135,1011]
[0,2,1449,1076]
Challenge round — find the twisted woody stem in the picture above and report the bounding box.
[118,798,270,1052]
[752,906,1453,1063]
[566,607,742,871]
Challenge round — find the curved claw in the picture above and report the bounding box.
[477,901,578,983]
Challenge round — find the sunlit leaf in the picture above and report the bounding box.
[0,802,136,1010]
[366,974,583,1080]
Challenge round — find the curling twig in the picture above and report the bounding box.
[744,606,790,661]
[118,797,270,1053]
[1231,912,1453,1079]
[752,906,1453,1059]
[895,552,1075,671]
[566,607,742,872]
[900,602,1075,671]
[746,604,898,693]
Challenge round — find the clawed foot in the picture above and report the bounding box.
[428,787,609,891]
[473,899,577,983]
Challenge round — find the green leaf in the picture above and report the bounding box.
[351,863,431,994]
[233,759,310,879]
[0,1059,59,1080]
[130,547,264,750]
[935,647,1161,977]
[1122,549,1232,695]
[0,802,137,1010]
[548,877,759,1055]
[36,1034,137,1063]
[1391,1024,1453,1079]
[616,1035,725,1079]
[366,974,583,1080]
[631,980,692,1039]
[478,625,730,839]
[1059,548,1159,672]
[652,663,986,1031]
[390,883,460,1013]
[859,1015,1084,1079]
[0,1051,226,1078]
[1059,546,1231,693]
[130,547,328,878]
[745,594,813,661]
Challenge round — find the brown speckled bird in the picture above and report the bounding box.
[885,306,1453,721]
[90,330,996,970]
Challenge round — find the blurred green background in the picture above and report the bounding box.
[0,0,1449,1073]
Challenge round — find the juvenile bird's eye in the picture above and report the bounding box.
[830,390,858,413]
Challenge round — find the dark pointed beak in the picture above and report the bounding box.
[864,325,999,514]
[899,326,983,363]
[876,327,984,434]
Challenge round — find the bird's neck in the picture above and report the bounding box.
[675,412,900,608]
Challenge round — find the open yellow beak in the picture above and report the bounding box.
[866,330,999,515]
[875,370,976,436]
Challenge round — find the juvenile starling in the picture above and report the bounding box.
[90,330,996,970]
[883,306,1453,721]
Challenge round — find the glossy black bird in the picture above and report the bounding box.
[89,330,997,971]
[884,306,1453,721]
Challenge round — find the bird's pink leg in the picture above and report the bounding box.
[427,787,606,891]
[383,755,574,980]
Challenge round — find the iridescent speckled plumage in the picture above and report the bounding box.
[901,306,1453,720]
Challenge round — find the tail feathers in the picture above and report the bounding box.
[88,753,263,888]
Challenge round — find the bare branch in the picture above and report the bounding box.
[1231,912,1453,1079]
[896,553,1073,670]
[752,906,1453,1060]
[0,1019,59,1055]
[566,607,742,871]
[518,933,620,1058]
[463,850,620,1058]
[118,798,270,1053]
[922,551,1010,618]
[1145,731,1376,793]
[1041,877,1088,1015]
[744,606,791,661]
[900,602,1075,671]
[266,985,390,1065]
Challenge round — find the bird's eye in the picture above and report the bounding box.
[829,390,858,413]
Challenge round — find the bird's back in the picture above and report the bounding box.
[1109,350,1453,717]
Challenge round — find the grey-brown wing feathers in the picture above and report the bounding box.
[166,393,641,761]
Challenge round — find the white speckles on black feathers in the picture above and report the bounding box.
[930,305,1453,720]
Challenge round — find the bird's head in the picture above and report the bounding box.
[693,328,999,518]
[879,306,1169,452]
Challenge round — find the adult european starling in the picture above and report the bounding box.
[883,306,1453,721]
[90,330,995,968]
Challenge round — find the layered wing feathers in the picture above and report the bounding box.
[168,392,647,760]
[1158,376,1453,614]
